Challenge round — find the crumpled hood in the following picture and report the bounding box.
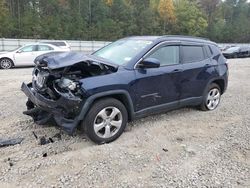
[34,51,118,70]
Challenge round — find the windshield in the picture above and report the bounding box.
[225,47,240,53]
[93,39,153,65]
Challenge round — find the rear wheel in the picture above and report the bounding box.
[82,98,128,144]
[0,58,13,69]
[200,83,221,111]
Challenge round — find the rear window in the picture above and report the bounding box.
[38,45,53,51]
[41,42,66,47]
[182,46,205,63]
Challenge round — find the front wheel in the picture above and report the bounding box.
[82,98,128,144]
[0,58,13,69]
[200,83,221,111]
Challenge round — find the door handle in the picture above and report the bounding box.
[172,69,182,73]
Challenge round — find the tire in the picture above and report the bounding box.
[200,83,221,111]
[0,58,13,69]
[82,98,128,144]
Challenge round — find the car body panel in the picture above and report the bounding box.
[34,51,118,70]
[134,64,183,111]
[21,36,228,134]
[180,59,216,99]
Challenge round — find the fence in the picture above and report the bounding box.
[0,38,111,54]
[0,38,249,54]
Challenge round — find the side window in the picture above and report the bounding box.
[38,45,53,51]
[182,46,205,63]
[204,45,213,58]
[20,45,36,52]
[148,46,179,66]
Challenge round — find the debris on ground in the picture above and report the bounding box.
[39,136,53,145]
[9,162,13,167]
[162,148,168,152]
[32,131,38,139]
[176,137,184,142]
[0,138,24,148]
[53,133,62,141]
[38,132,62,145]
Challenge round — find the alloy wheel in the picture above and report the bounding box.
[93,106,123,139]
[206,88,221,110]
[0,59,12,69]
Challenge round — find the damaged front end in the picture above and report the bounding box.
[21,52,118,134]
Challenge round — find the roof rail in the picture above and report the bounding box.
[162,35,210,41]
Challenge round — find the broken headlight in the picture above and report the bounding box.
[57,78,77,91]
[32,68,49,89]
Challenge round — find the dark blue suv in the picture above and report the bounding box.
[21,36,228,144]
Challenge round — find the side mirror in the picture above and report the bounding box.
[16,50,22,53]
[139,58,160,69]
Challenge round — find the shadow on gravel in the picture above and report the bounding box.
[129,107,198,128]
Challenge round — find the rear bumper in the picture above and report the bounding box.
[21,82,83,133]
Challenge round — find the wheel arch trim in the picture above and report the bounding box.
[77,90,135,122]
[204,77,226,95]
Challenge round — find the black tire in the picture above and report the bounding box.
[200,83,221,111]
[0,58,13,69]
[82,98,128,144]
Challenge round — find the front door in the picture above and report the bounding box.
[14,45,38,66]
[134,44,182,111]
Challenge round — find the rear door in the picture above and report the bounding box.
[180,43,216,100]
[134,42,182,111]
[36,45,54,56]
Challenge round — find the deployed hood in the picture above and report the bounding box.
[34,51,118,70]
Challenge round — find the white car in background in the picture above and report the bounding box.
[40,41,71,51]
[0,43,70,69]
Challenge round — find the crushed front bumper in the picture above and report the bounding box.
[21,82,83,134]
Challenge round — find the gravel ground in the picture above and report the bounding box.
[0,58,249,188]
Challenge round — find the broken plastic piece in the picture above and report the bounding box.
[0,138,24,148]
[32,131,38,139]
[162,148,168,152]
[39,136,54,145]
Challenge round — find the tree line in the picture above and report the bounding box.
[0,0,250,43]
